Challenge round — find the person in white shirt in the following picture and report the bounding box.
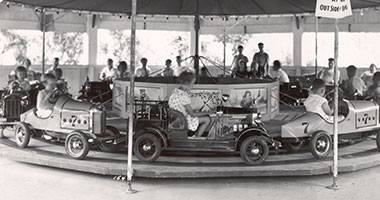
[46,57,60,74]
[271,60,289,83]
[99,58,118,80]
[304,79,344,122]
[318,58,340,85]
[360,63,377,87]
[135,57,151,77]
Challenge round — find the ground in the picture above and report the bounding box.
[0,157,378,200]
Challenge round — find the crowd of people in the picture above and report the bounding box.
[99,56,186,81]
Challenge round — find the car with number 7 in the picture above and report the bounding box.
[279,99,380,158]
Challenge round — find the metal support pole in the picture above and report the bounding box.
[315,16,319,78]
[329,18,339,190]
[42,9,46,74]
[194,0,200,83]
[223,27,226,77]
[127,0,137,194]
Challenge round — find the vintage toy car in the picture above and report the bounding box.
[11,89,122,160]
[0,82,40,138]
[132,97,273,165]
[78,77,112,103]
[280,99,380,158]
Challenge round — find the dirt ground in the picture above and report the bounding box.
[0,157,379,200]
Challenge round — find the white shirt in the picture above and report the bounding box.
[271,68,289,83]
[319,68,340,85]
[99,66,118,80]
[304,94,331,121]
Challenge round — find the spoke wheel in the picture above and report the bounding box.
[310,131,332,159]
[98,126,120,153]
[240,136,269,165]
[65,131,89,160]
[134,133,161,162]
[14,122,31,148]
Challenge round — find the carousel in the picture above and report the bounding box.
[1,0,380,194]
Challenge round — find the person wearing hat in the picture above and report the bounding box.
[251,42,269,78]
[231,45,248,76]
[318,58,340,85]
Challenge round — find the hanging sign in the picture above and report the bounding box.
[315,0,352,19]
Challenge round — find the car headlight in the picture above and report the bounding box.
[21,99,29,107]
[252,113,262,124]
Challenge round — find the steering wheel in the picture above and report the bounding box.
[48,88,65,104]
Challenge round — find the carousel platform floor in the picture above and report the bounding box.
[1,120,380,178]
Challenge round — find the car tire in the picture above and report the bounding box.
[283,141,305,152]
[310,131,332,159]
[98,126,120,153]
[65,131,90,160]
[240,136,269,165]
[0,127,5,139]
[376,132,380,151]
[14,122,31,148]
[133,133,161,162]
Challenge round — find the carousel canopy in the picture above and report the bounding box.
[6,0,380,16]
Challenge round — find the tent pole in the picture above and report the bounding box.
[330,18,340,190]
[315,16,318,78]
[127,0,137,194]
[42,9,46,74]
[194,0,200,83]
[223,27,226,77]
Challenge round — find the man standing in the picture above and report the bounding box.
[231,45,248,75]
[99,58,118,81]
[318,58,340,85]
[46,57,60,74]
[251,43,269,78]
[174,55,182,76]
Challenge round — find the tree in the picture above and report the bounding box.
[100,30,140,63]
[49,32,84,65]
[0,29,28,64]
[169,35,189,58]
[215,34,252,55]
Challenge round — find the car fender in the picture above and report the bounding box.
[235,127,273,150]
[134,126,168,148]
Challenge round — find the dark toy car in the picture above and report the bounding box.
[78,77,112,103]
[132,97,273,165]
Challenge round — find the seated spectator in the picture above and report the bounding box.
[304,79,344,121]
[36,73,57,118]
[271,60,289,84]
[54,68,68,92]
[366,72,380,99]
[231,59,249,78]
[117,61,130,78]
[200,67,210,77]
[162,59,174,77]
[341,65,366,97]
[361,63,377,87]
[99,58,118,81]
[135,58,151,77]
[9,66,31,92]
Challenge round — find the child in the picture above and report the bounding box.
[271,60,289,84]
[162,59,174,77]
[341,65,366,97]
[169,71,211,137]
[367,72,380,99]
[9,66,31,92]
[304,79,342,121]
[36,73,57,118]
